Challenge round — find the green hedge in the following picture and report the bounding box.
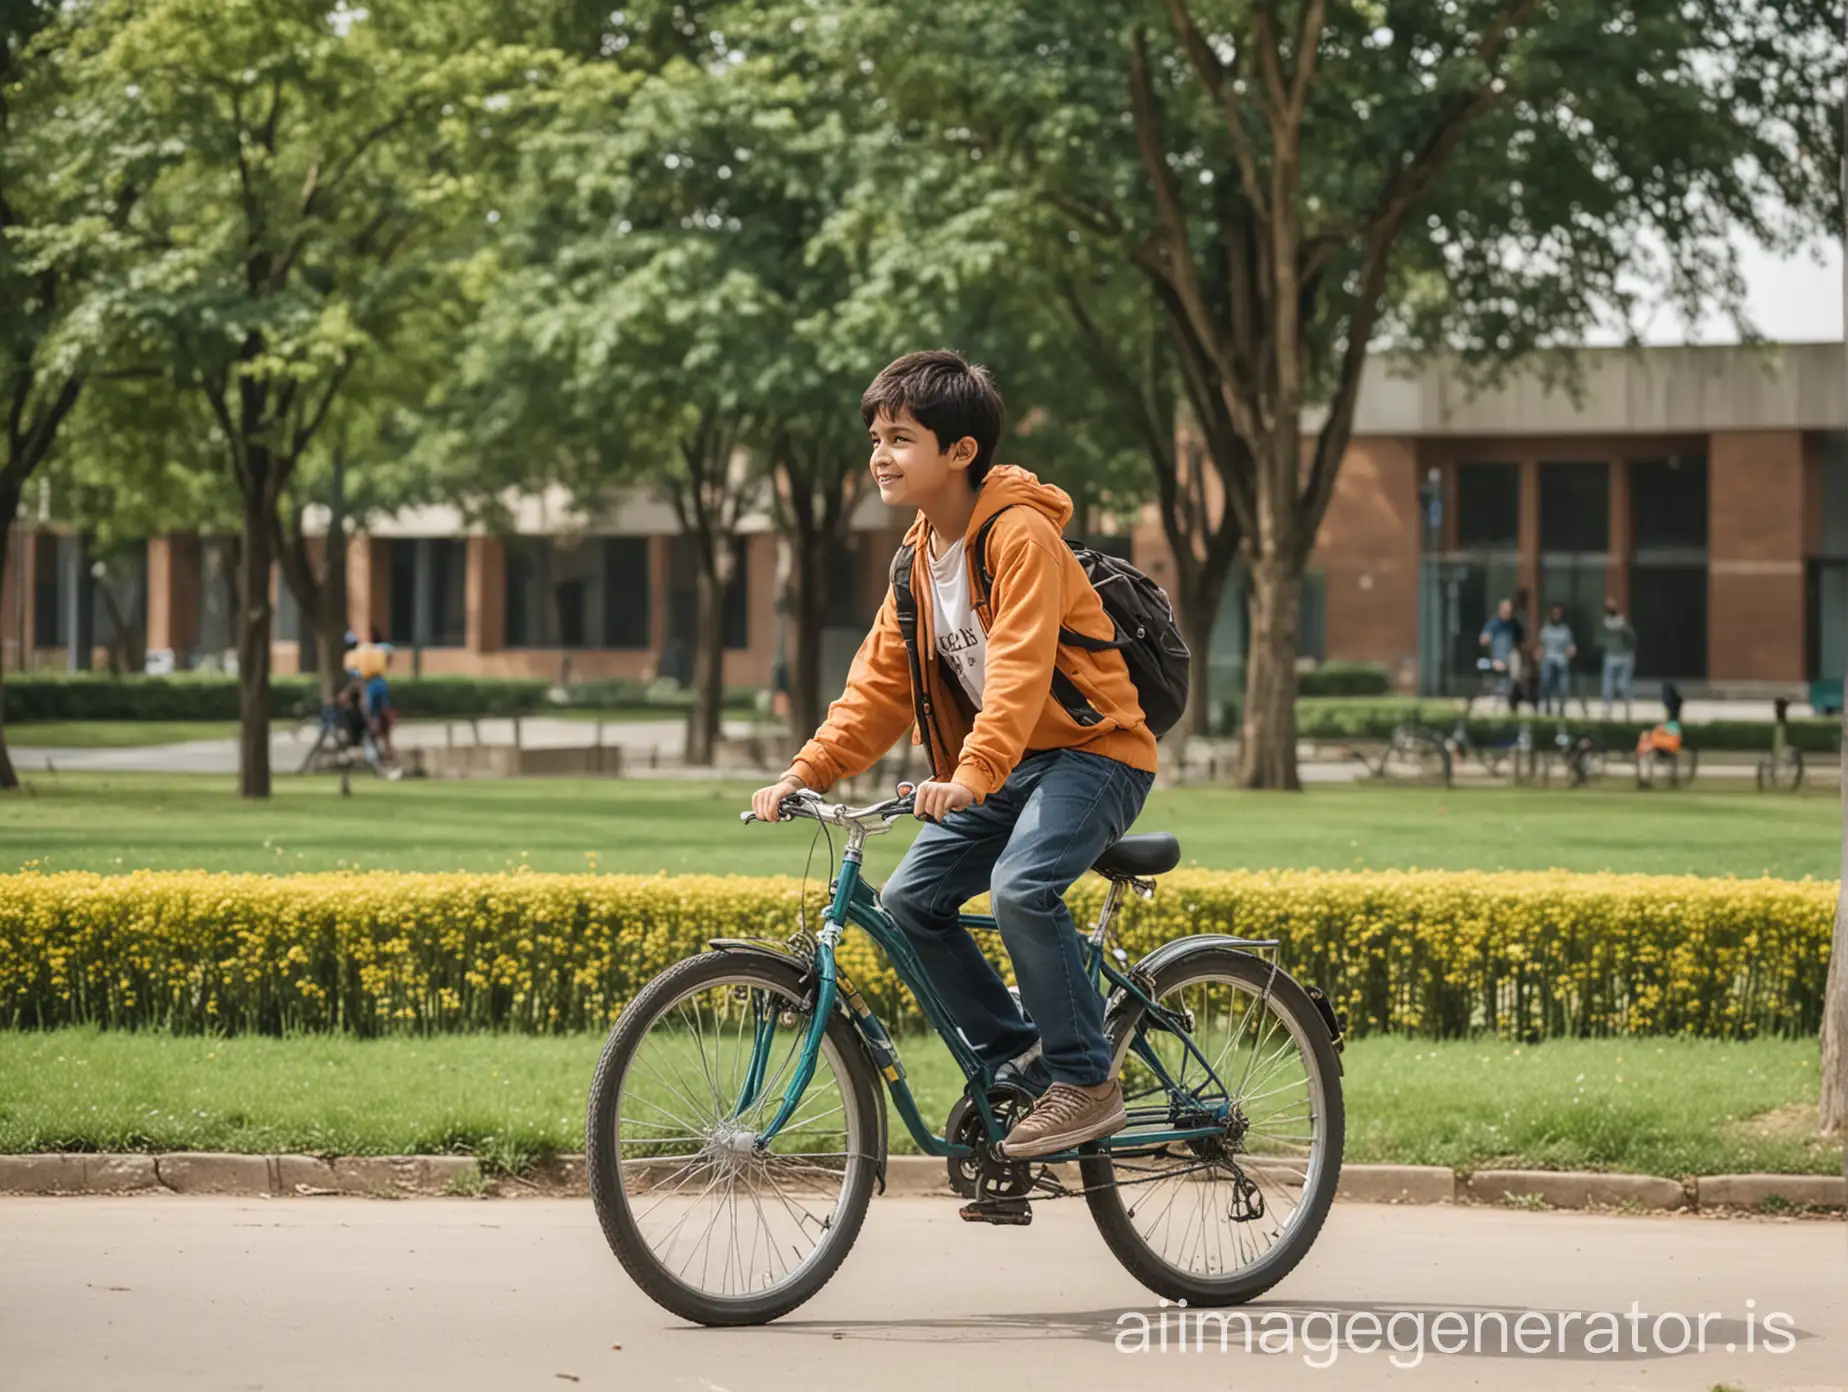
[1295,661,1392,698]
[0,868,1831,1041]
[1,675,548,722]
[1289,699,1842,754]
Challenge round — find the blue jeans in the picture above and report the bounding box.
[1539,658,1570,714]
[878,749,1155,1087]
[1602,654,1635,714]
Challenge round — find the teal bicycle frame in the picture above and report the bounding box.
[743,811,1242,1167]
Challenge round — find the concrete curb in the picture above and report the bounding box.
[1695,1172,1848,1210]
[1466,1168,1689,1212]
[0,1153,1841,1214]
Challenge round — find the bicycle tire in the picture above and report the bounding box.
[1083,948,1345,1307]
[586,951,882,1326]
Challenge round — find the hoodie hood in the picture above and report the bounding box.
[903,464,1074,548]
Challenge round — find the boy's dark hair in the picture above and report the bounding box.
[861,349,1005,488]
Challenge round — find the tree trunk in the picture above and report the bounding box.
[1239,557,1302,790]
[0,489,20,791]
[1174,575,1224,741]
[312,524,350,703]
[786,537,827,741]
[684,554,726,766]
[236,488,275,799]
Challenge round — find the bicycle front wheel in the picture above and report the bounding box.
[586,951,881,1326]
[1084,948,1344,1306]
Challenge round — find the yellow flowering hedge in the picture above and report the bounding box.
[0,869,1832,1039]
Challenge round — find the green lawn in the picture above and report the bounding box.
[0,772,1835,878]
[1,720,242,748]
[0,1028,1835,1178]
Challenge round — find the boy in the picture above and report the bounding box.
[750,349,1158,1159]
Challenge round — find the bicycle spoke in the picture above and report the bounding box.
[609,968,862,1308]
[1105,968,1333,1287]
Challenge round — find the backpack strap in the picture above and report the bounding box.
[970,506,1107,728]
[889,541,944,776]
[972,506,1128,652]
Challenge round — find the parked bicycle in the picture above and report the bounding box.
[1542,728,1607,788]
[586,786,1348,1326]
[1756,698,1804,792]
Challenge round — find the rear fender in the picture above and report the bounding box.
[1105,934,1345,1074]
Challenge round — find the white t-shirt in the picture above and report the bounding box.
[929,536,987,710]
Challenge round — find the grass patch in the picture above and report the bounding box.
[0,773,1835,878]
[0,1028,1836,1177]
[1,721,242,748]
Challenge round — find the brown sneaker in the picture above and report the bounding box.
[998,1079,1126,1159]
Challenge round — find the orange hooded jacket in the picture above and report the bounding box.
[788,466,1160,803]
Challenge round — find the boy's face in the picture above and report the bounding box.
[867,407,975,508]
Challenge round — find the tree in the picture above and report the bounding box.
[50,0,567,795]
[855,0,1844,785]
[0,1,148,788]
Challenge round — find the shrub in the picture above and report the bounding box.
[1,675,547,722]
[1295,662,1393,698]
[0,869,1829,1041]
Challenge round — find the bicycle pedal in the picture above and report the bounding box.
[958,1196,1032,1226]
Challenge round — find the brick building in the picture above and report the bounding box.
[4,342,1843,706]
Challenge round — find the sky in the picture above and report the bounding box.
[1595,235,1845,347]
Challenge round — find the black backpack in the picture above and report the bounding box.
[889,506,1191,761]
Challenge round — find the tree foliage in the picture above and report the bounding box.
[844,0,1845,781]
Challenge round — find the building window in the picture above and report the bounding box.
[1630,565,1707,681]
[276,572,303,643]
[1434,465,1523,694]
[1628,455,1708,680]
[1456,463,1519,550]
[506,537,654,649]
[32,534,64,648]
[1631,456,1708,551]
[663,536,750,682]
[388,539,467,648]
[505,540,549,648]
[602,538,651,649]
[822,536,870,629]
[1540,461,1609,554]
[723,541,750,650]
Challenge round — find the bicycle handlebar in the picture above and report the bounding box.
[739,787,921,829]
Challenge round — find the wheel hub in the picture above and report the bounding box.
[703,1123,764,1180]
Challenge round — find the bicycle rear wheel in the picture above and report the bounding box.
[586,951,881,1326]
[1083,948,1344,1306]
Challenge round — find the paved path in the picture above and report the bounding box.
[2,1196,1841,1391]
[15,717,763,777]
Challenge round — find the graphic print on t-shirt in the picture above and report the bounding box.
[929,535,987,711]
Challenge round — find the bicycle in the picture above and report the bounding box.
[1756,698,1805,792]
[1542,728,1607,788]
[1360,719,1454,787]
[585,785,1348,1326]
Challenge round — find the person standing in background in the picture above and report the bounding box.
[1601,599,1638,720]
[1479,597,1526,710]
[1537,604,1577,715]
